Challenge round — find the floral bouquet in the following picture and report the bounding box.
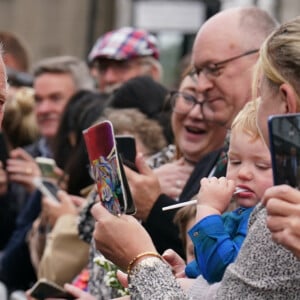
[94,255,129,296]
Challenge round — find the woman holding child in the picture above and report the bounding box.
[88,15,300,300]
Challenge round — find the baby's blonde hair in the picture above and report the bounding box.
[231,97,261,141]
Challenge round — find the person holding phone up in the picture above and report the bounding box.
[255,20,300,259]
[90,9,300,300]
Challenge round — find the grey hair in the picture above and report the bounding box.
[33,56,94,91]
[139,56,163,81]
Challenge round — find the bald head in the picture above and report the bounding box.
[191,7,277,128]
[195,7,277,57]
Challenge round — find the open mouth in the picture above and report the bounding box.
[185,126,207,135]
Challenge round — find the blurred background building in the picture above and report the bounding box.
[0,0,299,87]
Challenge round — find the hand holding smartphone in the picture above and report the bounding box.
[268,113,300,188]
[33,177,60,203]
[83,121,136,215]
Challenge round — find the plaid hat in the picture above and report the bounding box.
[88,27,159,62]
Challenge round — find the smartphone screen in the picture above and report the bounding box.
[268,113,300,188]
[33,178,60,203]
[83,121,136,215]
[115,135,138,172]
[35,157,56,179]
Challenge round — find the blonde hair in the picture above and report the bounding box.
[231,97,261,141]
[3,87,40,148]
[255,17,300,108]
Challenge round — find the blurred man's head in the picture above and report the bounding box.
[0,31,33,92]
[33,56,94,140]
[0,31,29,72]
[192,7,277,128]
[89,27,162,93]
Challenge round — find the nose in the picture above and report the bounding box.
[187,101,204,120]
[196,72,214,93]
[101,67,120,88]
[237,163,253,181]
[36,99,53,114]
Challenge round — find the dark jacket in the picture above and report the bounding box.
[0,138,50,291]
[143,148,227,258]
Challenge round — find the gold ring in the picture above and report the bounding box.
[25,167,32,175]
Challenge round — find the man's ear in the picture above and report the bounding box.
[149,63,162,82]
[279,83,298,113]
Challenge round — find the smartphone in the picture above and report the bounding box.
[268,113,300,188]
[36,157,56,179]
[0,132,9,168]
[83,120,136,215]
[30,278,75,299]
[33,178,60,203]
[115,135,138,172]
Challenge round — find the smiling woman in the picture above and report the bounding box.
[170,71,227,164]
[124,66,229,258]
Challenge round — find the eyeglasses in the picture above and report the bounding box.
[94,58,150,74]
[169,91,215,116]
[191,49,259,79]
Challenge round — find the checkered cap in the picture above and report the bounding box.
[88,27,159,62]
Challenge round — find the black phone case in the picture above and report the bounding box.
[268,113,300,188]
[30,279,75,299]
[116,135,138,172]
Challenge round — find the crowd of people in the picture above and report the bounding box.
[0,5,298,300]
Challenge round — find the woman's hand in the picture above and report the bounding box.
[262,184,300,258]
[42,191,79,227]
[63,283,97,299]
[91,202,157,271]
[162,248,186,278]
[125,153,162,221]
[153,158,194,199]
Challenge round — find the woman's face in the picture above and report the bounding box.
[171,76,227,162]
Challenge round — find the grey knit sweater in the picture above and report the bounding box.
[129,203,300,299]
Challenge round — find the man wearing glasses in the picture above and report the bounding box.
[125,7,278,255]
[191,8,277,128]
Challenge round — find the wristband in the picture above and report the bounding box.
[127,251,162,275]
